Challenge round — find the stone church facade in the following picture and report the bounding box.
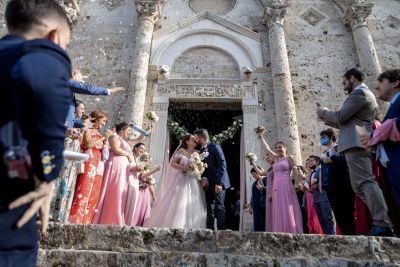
[0,0,399,178]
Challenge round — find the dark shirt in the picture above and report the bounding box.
[250,177,267,208]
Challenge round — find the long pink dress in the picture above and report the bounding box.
[271,157,303,234]
[92,136,136,225]
[143,152,207,229]
[126,181,150,227]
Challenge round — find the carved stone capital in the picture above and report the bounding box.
[135,0,165,23]
[264,3,288,27]
[344,3,374,29]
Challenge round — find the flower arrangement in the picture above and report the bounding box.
[146,111,159,123]
[245,152,257,163]
[167,116,189,140]
[186,151,209,180]
[167,115,243,145]
[254,126,266,135]
[210,116,243,144]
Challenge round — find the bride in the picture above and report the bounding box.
[144,134,207,229]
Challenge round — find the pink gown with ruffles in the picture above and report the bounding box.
[271,157,303,234]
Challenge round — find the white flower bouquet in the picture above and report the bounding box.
[146,111,159,123]
[186,151,209,180]
[245,152,257,163]
[254,126,266,135]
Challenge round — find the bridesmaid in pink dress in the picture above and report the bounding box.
[92,122,138,225]
[258,135,303,234]
[125,143,161,226]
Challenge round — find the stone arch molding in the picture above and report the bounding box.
[150,11,263,74]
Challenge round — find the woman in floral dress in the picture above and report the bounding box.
[69,110,108,224]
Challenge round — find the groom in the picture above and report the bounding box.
[194,129,230,230]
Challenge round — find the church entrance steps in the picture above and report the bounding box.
[37,224,400,266]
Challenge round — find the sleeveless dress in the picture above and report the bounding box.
[69,129,104,224]
[125,156,145,227]
[271,157,303,234]
[92,136,136,225]
[144,152,207,229]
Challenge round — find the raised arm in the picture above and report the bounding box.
[68,80,109,95]
[258,134,276,157]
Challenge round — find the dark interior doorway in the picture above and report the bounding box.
[168,100,242,230]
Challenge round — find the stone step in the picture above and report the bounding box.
[38,224,400,266]
[37,249,399,267]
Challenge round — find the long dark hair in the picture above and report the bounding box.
[178,134,193,150]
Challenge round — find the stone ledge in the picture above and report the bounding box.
[37,249,398,267]
[39,224,400,265]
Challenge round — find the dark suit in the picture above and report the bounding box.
[250,178,266,232]
[66,80,109,129]
[0,35,72,266]
[382,92,400,206]
[201,141,230,230]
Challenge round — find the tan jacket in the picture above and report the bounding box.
[318,84,378,153]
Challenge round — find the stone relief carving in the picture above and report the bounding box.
[171,47,240,79]
[100,0,125,10]
[157,84,255,98]
[242,105,258,114]
[135,0,166,19]
[301,8,326,27]
[384,15,400,31]
[188,0,236,15]
[151,103,169,111]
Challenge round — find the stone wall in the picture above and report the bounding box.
[1,0,400,162]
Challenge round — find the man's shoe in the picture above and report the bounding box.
[366,226,395,237]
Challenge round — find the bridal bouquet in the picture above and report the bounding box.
[254,126,266,135]
[146,111,159,123]
[245,152,257,163]
[186,151,209,181]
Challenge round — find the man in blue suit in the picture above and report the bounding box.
[66,70,125,129]
[194,129,231,230]
[362,69,400,209]
[0,0,72,266]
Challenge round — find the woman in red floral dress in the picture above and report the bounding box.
[69,110,109,224]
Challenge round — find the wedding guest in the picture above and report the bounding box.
[66,70,125,129]
[258,135,303,234]
[297,160,323,234]
[93,122,136,225]
[251,154,274,231]
[249,168,266,232]
[317,68,393,237]
[126,151,161,227]
[361,69,400,231]
[295,165,309,234]
[320,128,355,235]
[308,156,336,235]
[72,100,85,128]
[69,110,108,224]
[49,134,81,223]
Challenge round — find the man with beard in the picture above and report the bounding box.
[317,68,394,236]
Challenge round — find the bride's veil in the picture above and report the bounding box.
[152,141,183,204]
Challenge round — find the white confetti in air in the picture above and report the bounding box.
[95,98,101,102]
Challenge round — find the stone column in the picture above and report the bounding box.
[148,95,169,182]
[264,3,302,164]
[344,3,381,87]
[129,1,161,126]
[242,100,259,231]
